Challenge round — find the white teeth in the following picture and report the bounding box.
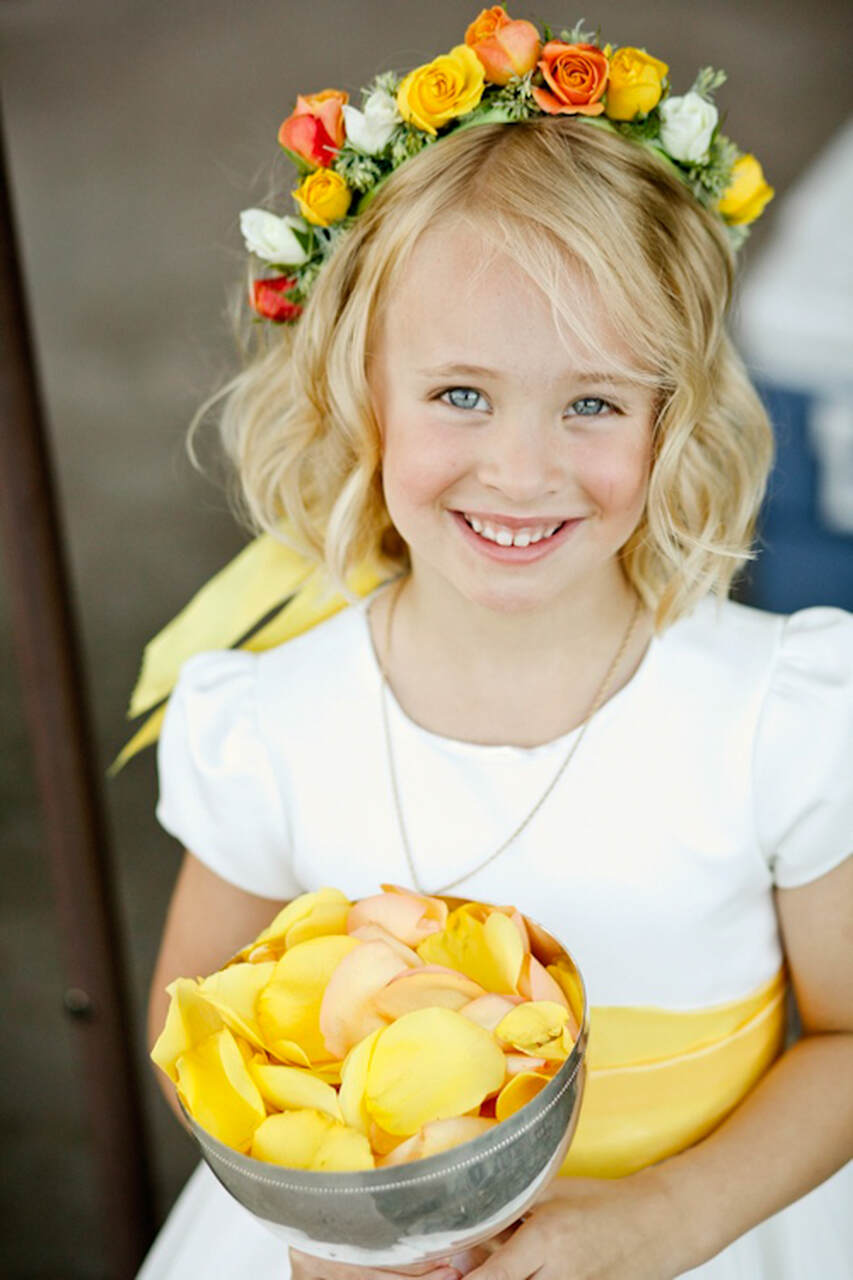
[462,515,565,547]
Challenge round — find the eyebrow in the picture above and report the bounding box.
[416,362,642,385]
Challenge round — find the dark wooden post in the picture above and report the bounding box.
[0,116,154,1275]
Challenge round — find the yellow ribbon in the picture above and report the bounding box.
[560,968,787,1178]
[112,530,386,773]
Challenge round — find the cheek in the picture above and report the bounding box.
[381,420,469,513]
[573,433,652,514]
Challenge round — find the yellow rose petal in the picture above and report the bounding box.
[495,1070,552,1123]
[339,1027,383,1134]
[417,906,524,994]
[249,1060,344,1122]
[240,888,350,961]
[150,978,223,1082]
[314,1122,375,1172]
[251,1109,374,1171]
[176,1027,266,1152]
[496,1001,572,1061]
[365,1007,506,1136]
[257,934,360,1063]
[198,962,276,1051]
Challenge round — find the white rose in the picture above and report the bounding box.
[658,92,719,164]
[239,209,309,265]
[341,89,400,155]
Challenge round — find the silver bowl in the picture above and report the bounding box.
[183,906,588,1267]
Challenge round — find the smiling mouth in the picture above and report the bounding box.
[460,514,568,548]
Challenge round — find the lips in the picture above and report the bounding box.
[461,514,565,548]
[450,510,583,562]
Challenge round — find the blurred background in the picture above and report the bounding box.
[1,1,851,1275]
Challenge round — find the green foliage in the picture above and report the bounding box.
[615,109,663,143]
[389,124,434,166]
[685,130,737,202]
[366,70,400,100]
[690,67,727,102]
[333,145,384,193]
[483,73,539,121]
[562,19,598,44]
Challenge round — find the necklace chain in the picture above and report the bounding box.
[378,578,642,897]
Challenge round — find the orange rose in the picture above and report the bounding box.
[465,7,541,85]
[278,89,349,168]
[252,276,302,323]
[531,42,609,116]
[465,6,509,46]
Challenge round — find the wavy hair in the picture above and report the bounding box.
[212,117,773,629]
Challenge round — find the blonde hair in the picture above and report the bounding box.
[214,118,773,629]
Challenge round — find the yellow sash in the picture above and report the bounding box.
[560,967,787,1178]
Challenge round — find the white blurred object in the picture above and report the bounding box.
[736,116,853,534]
[808,398,853,535]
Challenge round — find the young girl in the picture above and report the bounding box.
[137,16,852,1280]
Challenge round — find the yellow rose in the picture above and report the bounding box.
[291,169,352,227]
[718,154,774,226]
[605,47,668,121]
[397,44,485,135]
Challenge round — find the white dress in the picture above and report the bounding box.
[139,591,853,1278]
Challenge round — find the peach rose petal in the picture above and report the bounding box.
[369,1119,406,1157]
[373,966,487,1019]
[380,1116,497,1166]
[198,962,276,1052]
[496,1000,573,1061]
[151,978,224,1082]
[176,1027,266,1152]
[459,993,523,1032]
[518,954,569,1009]
[495,1070,552,1123]
[525,919,564,966]
[349,923,424,967]
[257,934,360,1063]
[365,1007,507,1136]
[347,888,446,946]
[339,1027,383,1134]
[251,1109,374,1172]
[505,1052,547,1078]
[248,1060,344,1122]
[319,940,408,1058]
[417,907,525,994]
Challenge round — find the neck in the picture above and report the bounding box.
[397,559,640,679]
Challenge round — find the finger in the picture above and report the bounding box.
[462,1219,544,1280]
[288,1252,461,1280]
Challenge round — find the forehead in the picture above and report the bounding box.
[374,219,637,382]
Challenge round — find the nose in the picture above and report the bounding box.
[476,412,563,504]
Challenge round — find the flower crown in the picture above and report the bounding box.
[240,7,774,323]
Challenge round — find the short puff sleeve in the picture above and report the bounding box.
[754,607,853,887]
[156,651,303,899]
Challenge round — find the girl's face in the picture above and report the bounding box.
[368,220,658,617]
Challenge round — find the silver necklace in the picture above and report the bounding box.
[377,578,642,896]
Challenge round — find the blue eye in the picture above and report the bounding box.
[440,387,488,411]
[567,397,614,417]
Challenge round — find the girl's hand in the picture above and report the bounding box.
[288,1243,494,1280]
[461,1174,679,1280]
